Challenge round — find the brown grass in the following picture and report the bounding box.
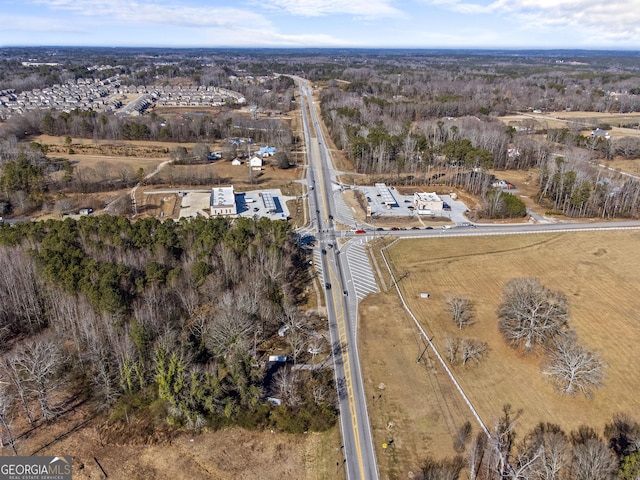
[360,230,640,477]
[499,111,640,139]
[24,410,344,480]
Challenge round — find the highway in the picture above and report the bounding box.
[292,76,640,480]
[294,76,379,480]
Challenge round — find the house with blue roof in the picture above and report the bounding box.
[258,146,276,157]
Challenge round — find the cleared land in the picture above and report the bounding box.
[360,230,640,478]
[18,401,344,480]
[499,111,640,139]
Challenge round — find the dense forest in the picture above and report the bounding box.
[0,215,337,454]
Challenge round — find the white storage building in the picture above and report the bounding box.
[210,186,237,217]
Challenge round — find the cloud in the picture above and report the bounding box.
[209,28,351,48]
[258,0,404,18]
[0,14,87,33]
[31,0,272,28]
[425,0,640,43]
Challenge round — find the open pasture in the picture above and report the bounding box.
[387,230,640,432]
[360,230,640,474]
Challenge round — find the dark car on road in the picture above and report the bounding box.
[325,283,331,289]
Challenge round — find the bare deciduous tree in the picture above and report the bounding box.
[1,356,34,425]
[447,295,474,329]
[274,367,301,407]
[287,327,305,366]
[497,278,570,352]
[543,335,605,397]
[12,338,64,421]
[0,385,18,455]
[445,336,459,364]
[490,404,522,479]
[468,431,487,480]
[205,292,254,358]
[446,337,487,366]
[520,423,571,480]
[460,338,488,366]
[571,433,618,480]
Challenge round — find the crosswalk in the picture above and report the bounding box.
[312,238,379,301]
[344,241,379,300]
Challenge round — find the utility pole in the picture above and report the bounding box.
[417,334,433,363]
[388,272,409,291]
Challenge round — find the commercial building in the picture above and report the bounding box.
[210,186,237,217]
[413,192,443,211]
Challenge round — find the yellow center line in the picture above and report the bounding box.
[304,92,331,224]
[326,261,366,480]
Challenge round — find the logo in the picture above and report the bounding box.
[0,456,72,480]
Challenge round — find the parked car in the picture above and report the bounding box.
[442,202,451,211]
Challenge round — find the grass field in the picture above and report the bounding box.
[499,111,640,138]
[22,401,345,480]
[360,230,640,477]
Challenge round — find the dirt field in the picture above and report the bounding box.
[499,111,640,139]
[15,403,344,480]
[360,230,640,477]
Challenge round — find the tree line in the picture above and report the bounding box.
[420,408,640,480]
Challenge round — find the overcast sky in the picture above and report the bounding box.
[2,0,640,50]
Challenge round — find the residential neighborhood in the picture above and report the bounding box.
[0,76,246,119]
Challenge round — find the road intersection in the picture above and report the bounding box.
[293,75,640,480]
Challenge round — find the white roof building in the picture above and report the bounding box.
[413,192,443,211]
[210,186,237,217]
[249,156,263,167]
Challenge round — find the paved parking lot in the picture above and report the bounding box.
[178,188,293,220]
[356,186,469,224]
